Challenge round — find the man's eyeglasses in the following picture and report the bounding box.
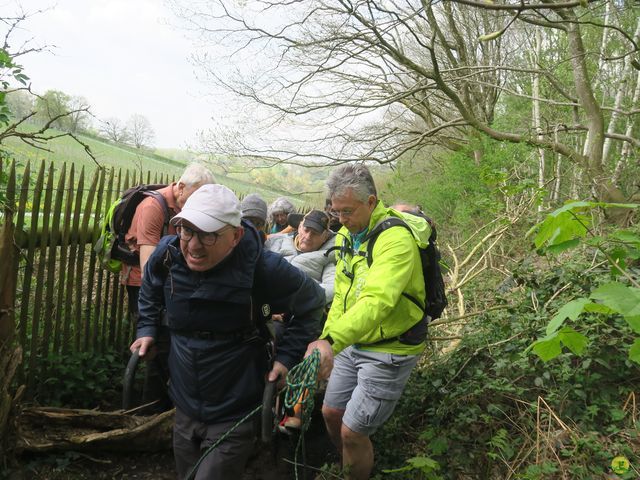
[329,203,362,219]
[176,225,232,246]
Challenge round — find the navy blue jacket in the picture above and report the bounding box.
[137,222,325,423]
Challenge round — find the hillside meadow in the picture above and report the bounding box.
[2,129,311,207]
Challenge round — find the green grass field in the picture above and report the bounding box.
[4,130,185,177]
[2,129,308,206]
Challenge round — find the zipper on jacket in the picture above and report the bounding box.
[338,235,367,314]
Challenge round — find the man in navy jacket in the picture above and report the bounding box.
[130,184,325,480]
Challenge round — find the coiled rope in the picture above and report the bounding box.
[185,348,321,480]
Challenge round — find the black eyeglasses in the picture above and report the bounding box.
[329,203,362,219]
[176,225,232,246]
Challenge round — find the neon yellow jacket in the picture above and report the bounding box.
[321,201,429,355]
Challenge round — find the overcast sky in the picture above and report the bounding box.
[9,0,218,149]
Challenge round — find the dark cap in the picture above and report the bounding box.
[302,209,329,233]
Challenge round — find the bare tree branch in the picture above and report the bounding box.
[173,0,638,205]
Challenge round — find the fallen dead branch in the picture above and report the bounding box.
[16,406,174,453]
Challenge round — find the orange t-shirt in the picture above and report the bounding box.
[121,183,179,286]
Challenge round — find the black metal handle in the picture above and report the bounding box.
[261,379,278,444]
[122,349,140,410]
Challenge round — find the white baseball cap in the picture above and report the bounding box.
[171,184,241,232]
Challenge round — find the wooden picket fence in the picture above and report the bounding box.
[0,159,176,397]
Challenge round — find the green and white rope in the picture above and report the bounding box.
[285,348,321,480]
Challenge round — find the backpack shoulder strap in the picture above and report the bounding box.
[364,217,411,267]
[144,190,171,236]
[364,217,425,312]
[323,231,352,259]
[144,236,179,295]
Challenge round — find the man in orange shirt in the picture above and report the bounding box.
[121,163,216,312]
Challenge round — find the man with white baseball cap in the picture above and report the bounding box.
[130,184,325,480]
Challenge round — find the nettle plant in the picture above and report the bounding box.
[527,201,640,363]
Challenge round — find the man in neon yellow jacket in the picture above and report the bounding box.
[306,164,430,480]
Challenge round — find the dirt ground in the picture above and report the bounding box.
[6,371,335,479]
[5,415,336,480]
[5,450,177,480]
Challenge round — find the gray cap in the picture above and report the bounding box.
[171,184,241,232]
[269,197,295,216]
[241,193,268,222]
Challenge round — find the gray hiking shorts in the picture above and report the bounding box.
[323,346,419,436]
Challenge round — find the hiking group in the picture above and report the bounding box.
[102,162,445,480]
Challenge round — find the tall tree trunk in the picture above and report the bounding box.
[561,7,629,211]
[602,78,627,166]
[612,17,640,185]
[532,28,546,212]
[613,67,640,185]
[551,125,562,203]
[594,1,611,103]
[603,18,640,166]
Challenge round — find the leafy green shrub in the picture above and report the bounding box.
[373,252,640,479]
[379,136,537,240]
[527,201,640,364]
[35,349,126,409]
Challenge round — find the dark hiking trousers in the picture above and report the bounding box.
[173,408,255,480]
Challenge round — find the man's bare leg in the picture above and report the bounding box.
[322,405,345,454]
[341,424,373,480]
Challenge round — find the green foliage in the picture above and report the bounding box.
[528,201,640,363]
[0,47,29,126]
[0,153,9,206]
[372,258,640,478]
[487,428,514,462]
[0,44,29,203]
[3,126,175,176]
[36,349,125,408]
[379,136,539,241]
[34,90,72,131]
[520,461,559,479]
[381,455,442,479]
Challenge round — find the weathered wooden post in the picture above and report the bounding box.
[0,160,22,460]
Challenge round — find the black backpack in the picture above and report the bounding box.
[94,184,170,273]
[364,211,448,335]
